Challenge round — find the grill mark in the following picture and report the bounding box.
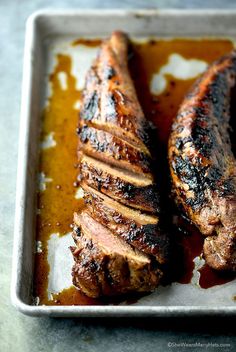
[77,125,153,174]
[170,53,236,213]
[80,91,99,121]
[104,66,117,80]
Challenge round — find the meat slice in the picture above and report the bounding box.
[77,124,153,177]
[80,31,154,154]
[79,154,159,213]
[168,51,236,271]
[71,211,161,298]
[80,183,169,263]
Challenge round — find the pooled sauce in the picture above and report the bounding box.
[47,286,149,306]
[34,38,235,306]
[199,264,236,289]
[34,54,85,304]
[71,38,101,47]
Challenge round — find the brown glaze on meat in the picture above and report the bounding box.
[77,124,153,177]
[168,51,236,271]
[80,184,169,263]
[79,154,159,213]
[71,211,161,298]
[80,31,154,154]
[73,31,169,297]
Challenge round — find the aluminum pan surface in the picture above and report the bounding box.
[11,9,236,317]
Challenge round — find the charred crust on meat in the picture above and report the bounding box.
[169,50,236,271]
[219,178,236,196]
[72,211,162,296]
[191,121,214,158]
[171,152,231,209]
[74,226,81,238]
[72,32,169,296]
[82,188,167,261]
[105,92,117,120]
[104,66,117,80]
[79,126,153,173]
[81,91,99,122]
[78,125,108,152]
[170,53,236,205]
[80,158,160,212]
[89,259,100,273]
[174,136,192,151]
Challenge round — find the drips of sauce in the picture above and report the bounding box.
[48,286,149,306]
[71,38,101,47]
[199,265,236,289]
[34,38,235,306]
[34,54,85,304]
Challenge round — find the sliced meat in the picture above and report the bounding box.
[71,211,161,298]
[72,31,170,297]
[80,31,154,154]
[80,183,169,263]
[168,50,236,271]
[79,154,159,213]
[77,124,153,177]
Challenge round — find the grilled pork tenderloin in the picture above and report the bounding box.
[168,51,236,271]
[72,31,170,297]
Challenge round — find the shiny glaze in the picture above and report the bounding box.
[34,38,235,306]
[34,54,85,304]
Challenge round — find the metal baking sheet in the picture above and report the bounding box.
[11,9,236,317]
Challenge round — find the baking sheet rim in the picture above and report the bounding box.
[11,8,236,317]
